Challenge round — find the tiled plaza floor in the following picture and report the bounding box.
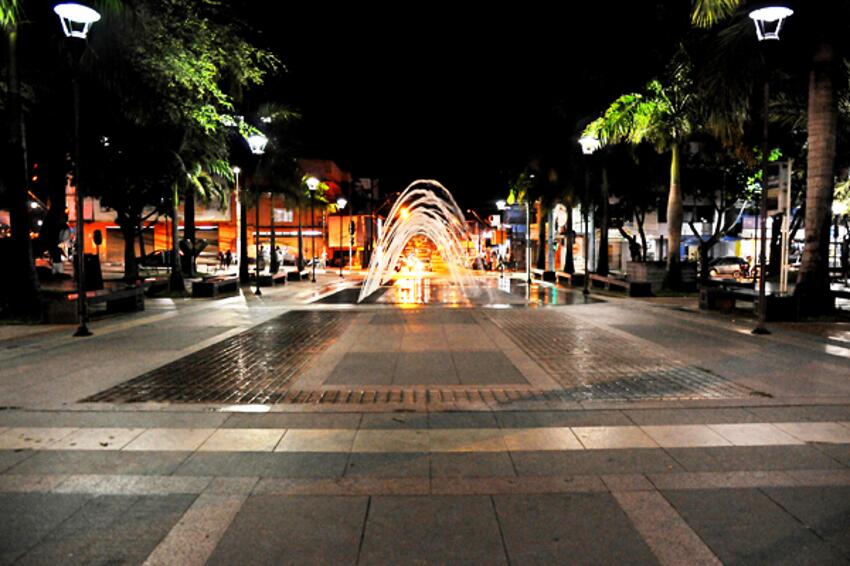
[1,274,850,564]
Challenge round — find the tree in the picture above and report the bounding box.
[0,0,40,319]
[585,48,699,288]
[692,0,850,314]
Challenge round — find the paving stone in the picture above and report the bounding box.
[812,444,850,467]
[511,449,682,477]
[747,405,850,423]
[0,493,90,564]
[15,494,196,566]
[359,413,428,429]
[359,496,507,565]
[495,410,632,428]
[494,492,659,565]
[662,488,847,565]
[451,351,528,385]
[222,413,362,429]
[428,411,499,429]
[4,450,191,476]
[207,495,368,565]
[0,450,35,474]
[430,452,517,478]
[174,452,349,478]
[666,445,846,472]
[762,486,850,559]
[624,408,761,425]
[325,352,396,386]
[353,429,429,453]
[275,429,356,452]
[0,411,228,429]
[344,453,430,478]
[393,352,458,385]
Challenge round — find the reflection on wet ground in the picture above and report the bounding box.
[314,275,602,307]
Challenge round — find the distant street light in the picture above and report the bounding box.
[55,2,100,338]
[496,200,507,211]
[750,5,793,335]
[579,134,600,296]
[246,133,267,296]
[337,197,347,277]
[306,176,320,282]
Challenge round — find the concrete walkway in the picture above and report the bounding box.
[1,274,849,564]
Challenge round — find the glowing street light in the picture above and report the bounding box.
[400,207,411,220]
[55,2,100,338]
[54,3,101,39]
[495,200,507,211]
[246,133,268,156]
[306,177,320,282]
[579,135,601,156]
[749,6,793,41]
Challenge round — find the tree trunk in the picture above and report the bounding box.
[796,41,838,315]
[3,26,41,319]
[637,209,648,261]
[297,202,305,270]
[239,190,249,284]
[564,204,575,273]
[169,184,184,292]
[119,217,139,282]
[664,143,684,289]
[535,200,546,270]
[182,188,195,276]
[597,168,610,276]
[270,193,278,273]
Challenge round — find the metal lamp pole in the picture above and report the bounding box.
[337,197,347,277]
[579,135,601,296]
[749,5,793,334]
[525,200,532,286]
[245,133,268,296]
[306,177,320,282]
[55,3,101,337]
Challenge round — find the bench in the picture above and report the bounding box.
[41,285,145,323]
[285,267,310,282]
[555,271,585,288]
[531,268,556,282]
[700,285,798,321]
[589,274,653,297]
[257,271,287,287]
[142,278,168,297]
[191,276,239,298]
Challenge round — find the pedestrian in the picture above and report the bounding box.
[257,245,266,272]
[225,249,232,270]
[218,251,225,270]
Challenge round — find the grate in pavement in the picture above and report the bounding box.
[83,311,351,404]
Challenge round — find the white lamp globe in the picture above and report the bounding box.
[306,177,320,191]
[579,135,601,155]
[749,6,793,41]
[54,3,101,39]
[246,133,268,155]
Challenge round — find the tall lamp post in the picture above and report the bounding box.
[246,133,268,296]
[336,197,348,277]
[525,175,535,286]
[579,134,601,296]
[306,177,320,282]
[233,166,245,280]
[496,200,507,278]
[55,2,101,338]
[749,5,793,335]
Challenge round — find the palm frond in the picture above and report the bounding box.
[691,0,741,28]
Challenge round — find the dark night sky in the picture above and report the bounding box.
[244,2,685,208]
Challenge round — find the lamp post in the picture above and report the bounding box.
[306,177,320,282]
[337,197,348,277]
[246,133,268,296]
[579,134,601,296]
[749,5,793,335]
[496,200,507,277]
[526,175,535,287]
[55,2,100,338]
[233,166,245,280]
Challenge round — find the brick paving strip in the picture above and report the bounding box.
[1,421,848,452]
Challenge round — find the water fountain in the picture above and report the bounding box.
[358,180,476,303]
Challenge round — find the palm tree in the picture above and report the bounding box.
[1,0,40,319]
[585,49,698,287]
[692,0,849,314]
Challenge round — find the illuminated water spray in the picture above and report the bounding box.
[359,180,475,302]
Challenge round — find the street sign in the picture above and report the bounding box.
[766,161,790,214]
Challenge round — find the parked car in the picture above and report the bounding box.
[708,256,749,278]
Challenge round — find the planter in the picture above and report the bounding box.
[627,261,665,294]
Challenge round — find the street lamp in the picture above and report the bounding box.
[232,166,242,278]
[525,175,535,287]
[750,4,793,335]
[55,2,100,338]
[336,197,347,277]
[306,176,320,282]
[579,134,600,296]
[246,132,267,296]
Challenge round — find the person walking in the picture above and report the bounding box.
[225,249,232,270]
